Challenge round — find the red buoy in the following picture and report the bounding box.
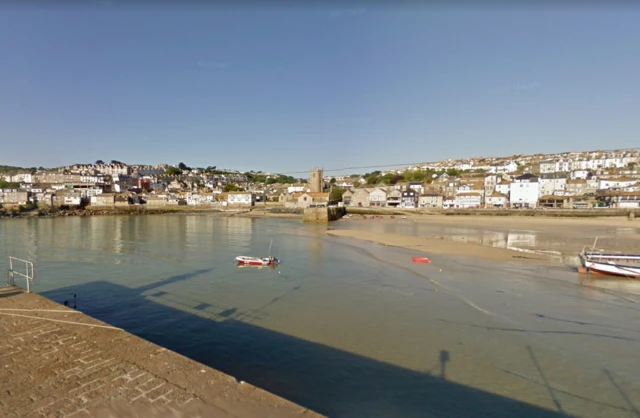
[412,257,431,263]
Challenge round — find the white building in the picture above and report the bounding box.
[486,193,508,208]
[287,185,307,194]
[495,181,511,196]
[484,175,499,195]
[509,174,539,208]
[556,159,572,172]
[369,188,388,207]
[539,160,556,174]
[538,174,567,197]
[489,161,518,174]
[570,170,590,180]
[3,173,32,183]
[408,182,425,194]
[442,197,457,209]
[227,192,255,206]
[456,192,482,209]
[599,177,638,190]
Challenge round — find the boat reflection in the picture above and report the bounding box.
[236,263,278,270]
[579,276,640,297]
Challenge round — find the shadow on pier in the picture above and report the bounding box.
[41,270,571,418]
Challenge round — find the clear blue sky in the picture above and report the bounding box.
[1,3,639,175]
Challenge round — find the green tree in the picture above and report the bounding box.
[224,184,241,192]
[178,162,188,171]
[166,167,182,176]
[330,177,336,184]
[330,187,345,202]
[0,180,8,189]
[389,175,404,184]
[365,174,379,185]
[353,181,361,188]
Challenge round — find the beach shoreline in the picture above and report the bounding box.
[1,205,637,221]
[329,213,640,265]
[0,206,304,220]
[326,229,552,263]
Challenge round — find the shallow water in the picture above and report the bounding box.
[1,216,640,417]
[339,216,640,266]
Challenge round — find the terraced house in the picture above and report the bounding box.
[368,187,387,207]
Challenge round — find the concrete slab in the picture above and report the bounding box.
[0,286,324,418]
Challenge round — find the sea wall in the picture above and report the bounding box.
[0,286,323,418]
[303,206,346,223]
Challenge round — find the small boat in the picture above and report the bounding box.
[235,239,280,267]
[235,256,279,266]
[579,238,640,278]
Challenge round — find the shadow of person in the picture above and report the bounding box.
[440,349,450,380]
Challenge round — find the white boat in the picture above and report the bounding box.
[234,256,279,266]
[579,238,640,278]
[234,239,280,267]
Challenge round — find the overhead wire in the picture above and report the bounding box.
[277,147,640,175]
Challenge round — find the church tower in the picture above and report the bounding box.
[310,168,324,193]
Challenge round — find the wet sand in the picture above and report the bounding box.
[330,215,640,264]
[412,214,640,231]
[326,229,549,262]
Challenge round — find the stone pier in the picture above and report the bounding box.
[0,286,324,418]
[303,206,345,223]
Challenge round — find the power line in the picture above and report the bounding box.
[281,162,425,175]
[280,147,640,176]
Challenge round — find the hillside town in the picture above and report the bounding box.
[1,149,640,210]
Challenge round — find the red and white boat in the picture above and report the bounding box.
[235,256,279,266]
[579,238,640,278]
[235,239,280,267]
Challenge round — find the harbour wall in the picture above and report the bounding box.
[0,286,324,418]
[303,206,346,223]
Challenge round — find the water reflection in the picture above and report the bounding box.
[338,220,640,266]
[114,216,124,257]
[506,233,537,249]
[580,277,640,298]
[226,217,253,247]
[2,216,640,418]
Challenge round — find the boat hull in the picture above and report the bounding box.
[579,253,640,278]
[234,256,279,266]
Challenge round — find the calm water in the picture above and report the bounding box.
[2,216,640,418]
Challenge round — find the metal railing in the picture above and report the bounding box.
[7,256,35,293]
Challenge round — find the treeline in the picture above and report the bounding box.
[244,172,305,185]
[165,163,221,176]
[0,165,38,174]
[357,168,483,185]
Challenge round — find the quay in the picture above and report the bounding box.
[0,286,324,418]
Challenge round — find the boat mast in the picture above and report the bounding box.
[268,239,273,257]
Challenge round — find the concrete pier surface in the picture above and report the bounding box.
[0,286,324,418]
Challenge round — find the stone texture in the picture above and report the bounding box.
[0,286,322,418]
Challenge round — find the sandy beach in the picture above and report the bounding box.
[328,214,640,264]
[327,229,549,262]
[410,213,640,230]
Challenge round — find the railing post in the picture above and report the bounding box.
[7,256,35,292]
